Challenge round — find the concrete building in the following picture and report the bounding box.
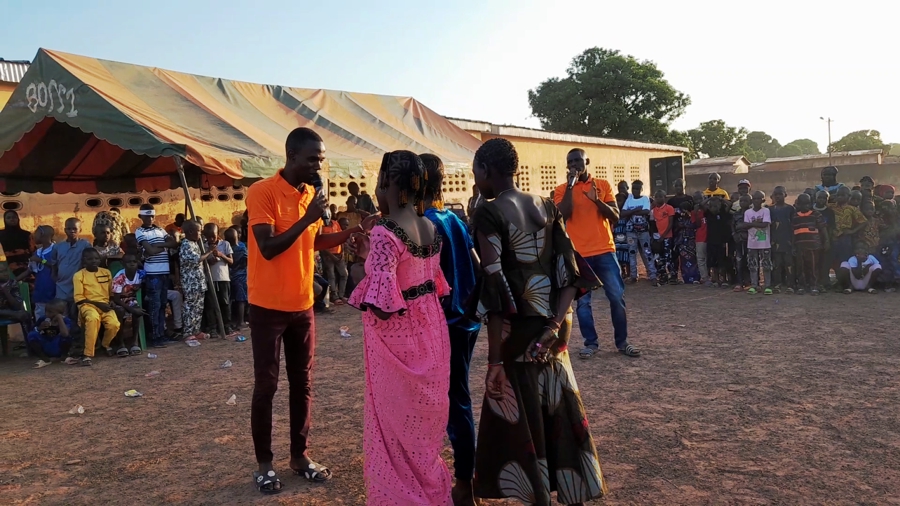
[0,59,30,110]
[448,118,687,198]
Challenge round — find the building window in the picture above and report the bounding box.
[613,166,626,183]
[630,166,641,182]
[127,197,144,206]
[200,194,214,202]
[108,198,124,207]
[1,201,23,211]
[148,197,163,205]
[86,198,103,208]
[596,166,608,181]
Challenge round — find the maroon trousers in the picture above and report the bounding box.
[249,305,316,464]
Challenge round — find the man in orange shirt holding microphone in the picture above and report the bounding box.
[555,148,640,359]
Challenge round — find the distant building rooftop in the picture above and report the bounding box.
[0,59,30,84]
[447,117,688,153]
[687,155,749,166]
[763,149,883,164]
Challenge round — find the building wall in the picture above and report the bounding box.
[2,186,247,241]
[0,81,15,110]
[481,133,684,197]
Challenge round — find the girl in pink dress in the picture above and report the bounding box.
[349,150,453,505]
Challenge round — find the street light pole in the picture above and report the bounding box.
[820,116,833,165]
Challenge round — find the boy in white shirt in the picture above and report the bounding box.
[203,223,234,335]
[839,244,882,294]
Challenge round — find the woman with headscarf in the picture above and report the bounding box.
[92,207,130,246]
[0,210,36,278]
[470,138,606,505]
[348,150,453,505]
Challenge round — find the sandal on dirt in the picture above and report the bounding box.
[253,470,283,495]
[843,289,852,294]
[65,357,80,365]
[116,347,129,357]
[618,344,641,357]
[732,285,743,292]
[129,346,142,356]
[867,288,877,294]
[81,357,93,367]
[578,347,597,359]
[294,461,333,482]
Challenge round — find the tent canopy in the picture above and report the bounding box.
[0,49,481,194]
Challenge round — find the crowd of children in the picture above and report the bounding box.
[618,170,900,295]
[0,205,249,367]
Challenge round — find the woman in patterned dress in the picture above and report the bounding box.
[471,138,607,506]
[348,150,453,505]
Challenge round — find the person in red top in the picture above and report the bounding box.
[651,190,676,284]
[246,127,378,494]
[555,148,640,359]
[319,218,347,304]
[692,191,709,281]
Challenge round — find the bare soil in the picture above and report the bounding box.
[2,283,900,505]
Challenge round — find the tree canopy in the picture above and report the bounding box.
[686,120,749,159]
[528,48,690,145]
[782,139,820,156]
[775,144,804,158]
[829,130,888,152]
[746,131,781,160]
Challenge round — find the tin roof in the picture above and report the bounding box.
[0,59,30,84]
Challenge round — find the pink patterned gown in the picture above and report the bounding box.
[349,219,452,505]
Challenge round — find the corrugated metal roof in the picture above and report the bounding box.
[688,155,748,166]
[0,59,30,84]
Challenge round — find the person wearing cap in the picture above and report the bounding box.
[135,203,178,348]
[732,179,759,212]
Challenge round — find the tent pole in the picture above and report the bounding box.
[175,158,228,340]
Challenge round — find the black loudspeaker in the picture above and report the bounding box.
[649,156,684,195]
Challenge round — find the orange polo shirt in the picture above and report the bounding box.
[554,176,616,257]
[247,171,322,312]
[320,222,343,254]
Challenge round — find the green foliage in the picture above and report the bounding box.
[775,144,804,158]
[888,143,899,156]
[528,48,691,144]
[746,131,781,160]
[687,120,748,159]
[829,130,888,152]
[782,139,820,155]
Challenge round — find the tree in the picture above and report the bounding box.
[687,120,748,159]
[746,131,781,160]
[775,144,804,158]
[782,138,820,155]
[889,143,900,156]
[528,48,691,144]
[829,130,888,152]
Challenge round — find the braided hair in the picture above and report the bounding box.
[419,153,445,210]
[474,138,518,177]
[378,150,427,215]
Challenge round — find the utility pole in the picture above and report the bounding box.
[820,117,833,165]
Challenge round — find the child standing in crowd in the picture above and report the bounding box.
[877,199,900,291]
[676,200,700,283]
[792,193,827,295]
[203,223,233,336]
[92,223,123,268]
[830,187,867,276]
[0,261,30,356]
[704,197,731,287]
[110,253,147,356]
[666,179,693,281]
[25,299,78,363]
[73,249,120,366]
[839,244,881,294]
[858,200,881,250]
[27,225,56,320]
[622,180,656,284]
[135,204,178,349]
[225,227,248,330]
[814,190,836,289]
[51,218,92,311]
[769,186,795,294]
[692,191,708,282]
[614,181,632,280]
[731,194,752,292]
[179,220,211,341]
[849,190,863,208]
[745,191,773,295]
[651,190,676,285]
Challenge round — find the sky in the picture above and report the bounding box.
[3,0,898,151]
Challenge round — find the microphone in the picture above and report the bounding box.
[567,174,578,190]
[310,173,331,225]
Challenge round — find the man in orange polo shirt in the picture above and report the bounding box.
[246,127,377,494]
[555,148,640,359]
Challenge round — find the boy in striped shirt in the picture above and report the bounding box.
[135,204,178,348]
[792,193,828,295]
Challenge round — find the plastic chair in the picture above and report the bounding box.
[136,288,147,350]
[108,261,125,277]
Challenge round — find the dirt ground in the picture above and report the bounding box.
[2,282,900,505]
